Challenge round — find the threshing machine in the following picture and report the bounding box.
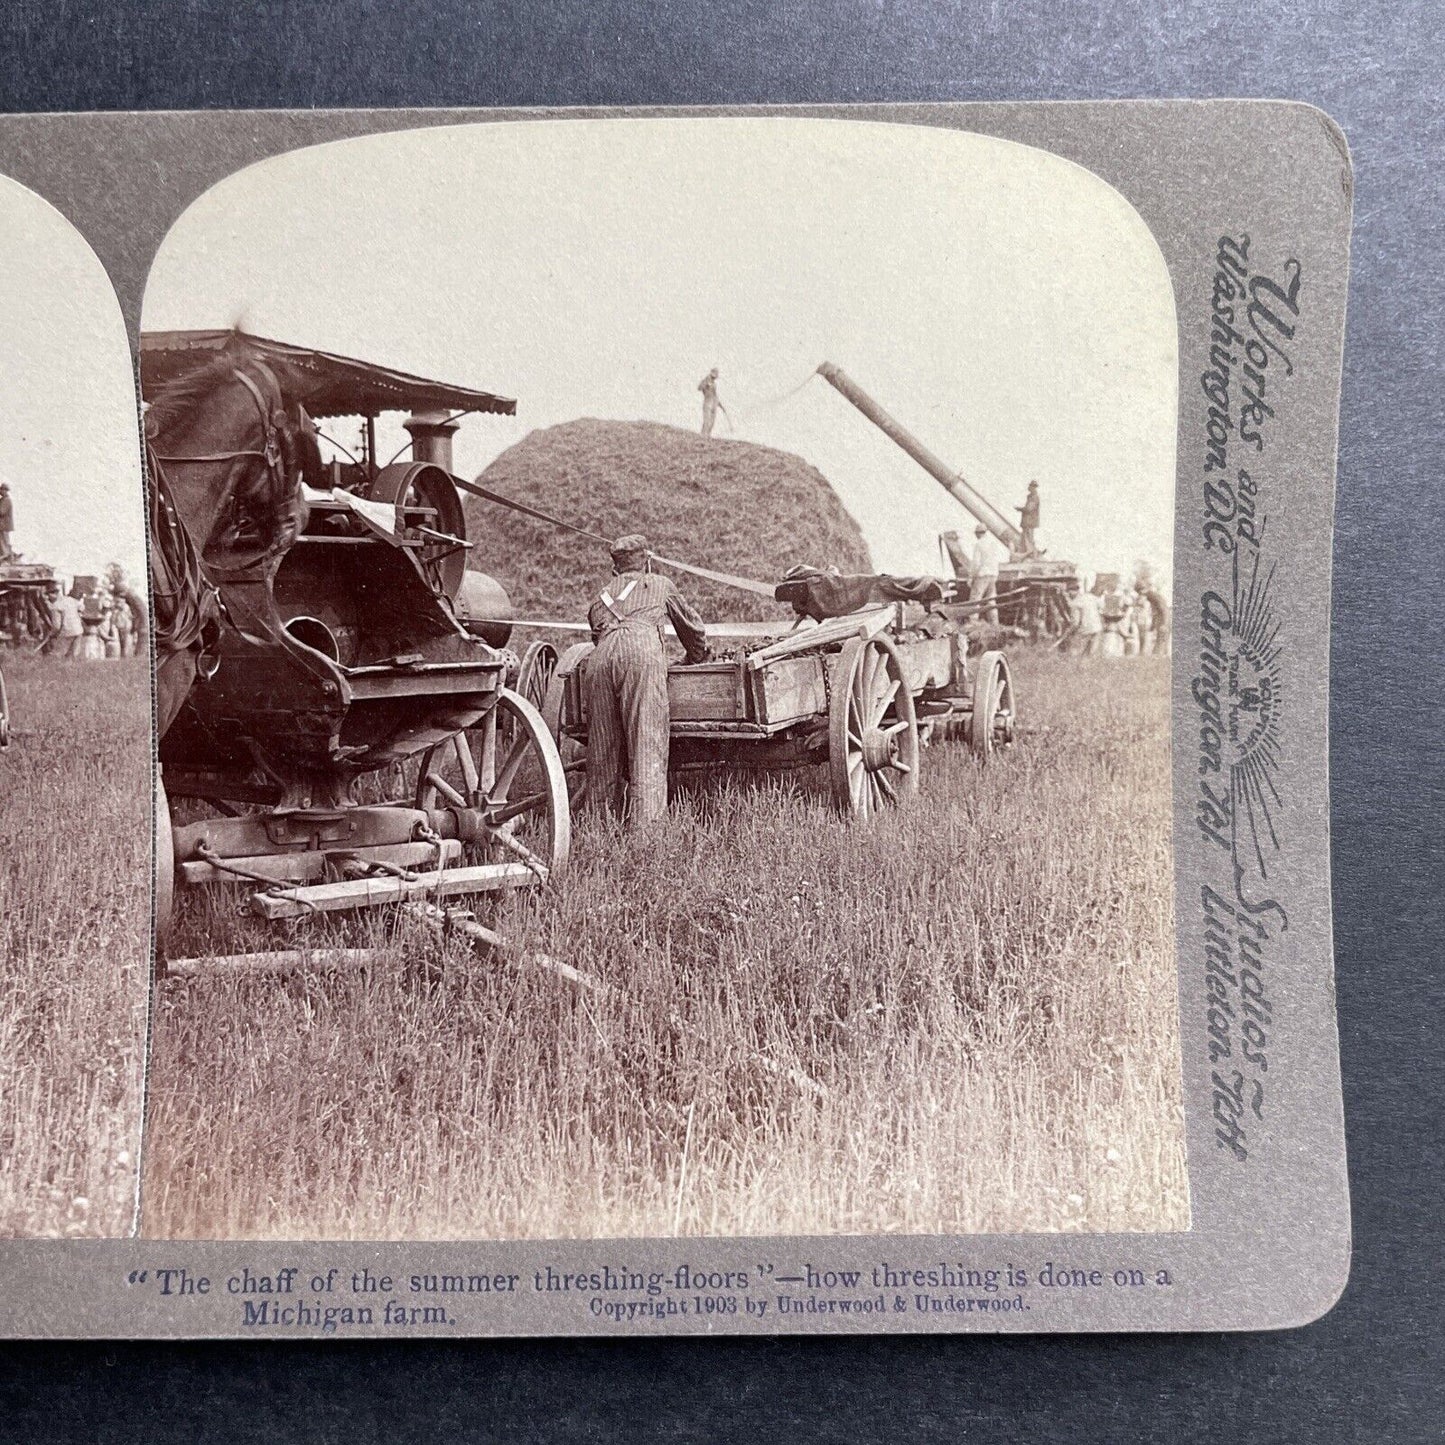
[815,362,1082,639]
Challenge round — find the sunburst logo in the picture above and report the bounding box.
[1227,547,1284,882]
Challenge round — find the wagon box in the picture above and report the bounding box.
[749,656,829,728]
[544,604,1016,821]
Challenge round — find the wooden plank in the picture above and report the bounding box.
[180,839,461,886]
[251,861,539,919]
[404,903,611,995]
[743,608,893,671]
[754,655,829,726]
[667,661,748,721]
[669,722,779,739]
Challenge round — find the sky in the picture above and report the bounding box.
[0,174,146,586]
[144,117,1176,587]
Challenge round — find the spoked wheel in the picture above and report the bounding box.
[969,650,1017,759]
[154,772,175,975]
[415,688,571,882]
[828,633,920,819]
[540,643,593,807]
[515,641,559,714]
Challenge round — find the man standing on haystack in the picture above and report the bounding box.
[698,368,730,437]
[585,533,709,828]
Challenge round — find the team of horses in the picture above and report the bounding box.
[145,342,321,739]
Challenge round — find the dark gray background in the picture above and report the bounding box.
[0,1,1438,1439]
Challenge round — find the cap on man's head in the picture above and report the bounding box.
[974,524,987,537]
[611,533,650,561]
[1028,479,1039,490]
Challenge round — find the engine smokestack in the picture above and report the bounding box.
[404,410,462,473]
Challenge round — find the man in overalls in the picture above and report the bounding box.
[585,534,709,827]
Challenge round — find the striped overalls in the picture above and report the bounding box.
[584,570,707,827]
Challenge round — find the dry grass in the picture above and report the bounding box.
[0,653,150,1237]
[143,651,1186,1240]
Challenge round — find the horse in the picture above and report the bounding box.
[145,345,321,740]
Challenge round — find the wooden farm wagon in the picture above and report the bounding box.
[0,558,57,646]
[142,332,571,953]
[541,596,1016,820]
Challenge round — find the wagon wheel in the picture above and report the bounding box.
[415,688,570,882]
[828,632,920,819]
[515,640,559,714]
[969,650,1017,759]
[540,642,592,805]
[154,772,175,973]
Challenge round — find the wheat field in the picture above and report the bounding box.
[0,652,150,1237]
[142,650,1186,1240]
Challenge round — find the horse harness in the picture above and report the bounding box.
[145,360,294,676]
[147,360,290,489]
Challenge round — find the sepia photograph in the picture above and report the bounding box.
[139,116,1185,1241]
[0,173,150,1237]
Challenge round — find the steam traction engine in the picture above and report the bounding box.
[142,332,569,952]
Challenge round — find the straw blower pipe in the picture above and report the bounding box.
[814,362,1022,552]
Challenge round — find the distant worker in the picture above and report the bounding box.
[1140,578,1171,656]
[1097,576,1131,658]
[1121,588,1142,656]
[120,584,147,649]
[49,582,84,659]
[698,368,730,438]
[105,564,139,657]
[1014,480,1041,557]
[111,590,134,657]
[0,481,13,562]
[585,533,709,828]
[969,524,1011,624]
[1131,588,1153,656]
[1069,585,1103,656]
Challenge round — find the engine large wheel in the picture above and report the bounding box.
[415,688,570,881]
[828,633,920,819]
[969,650,1017,759]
